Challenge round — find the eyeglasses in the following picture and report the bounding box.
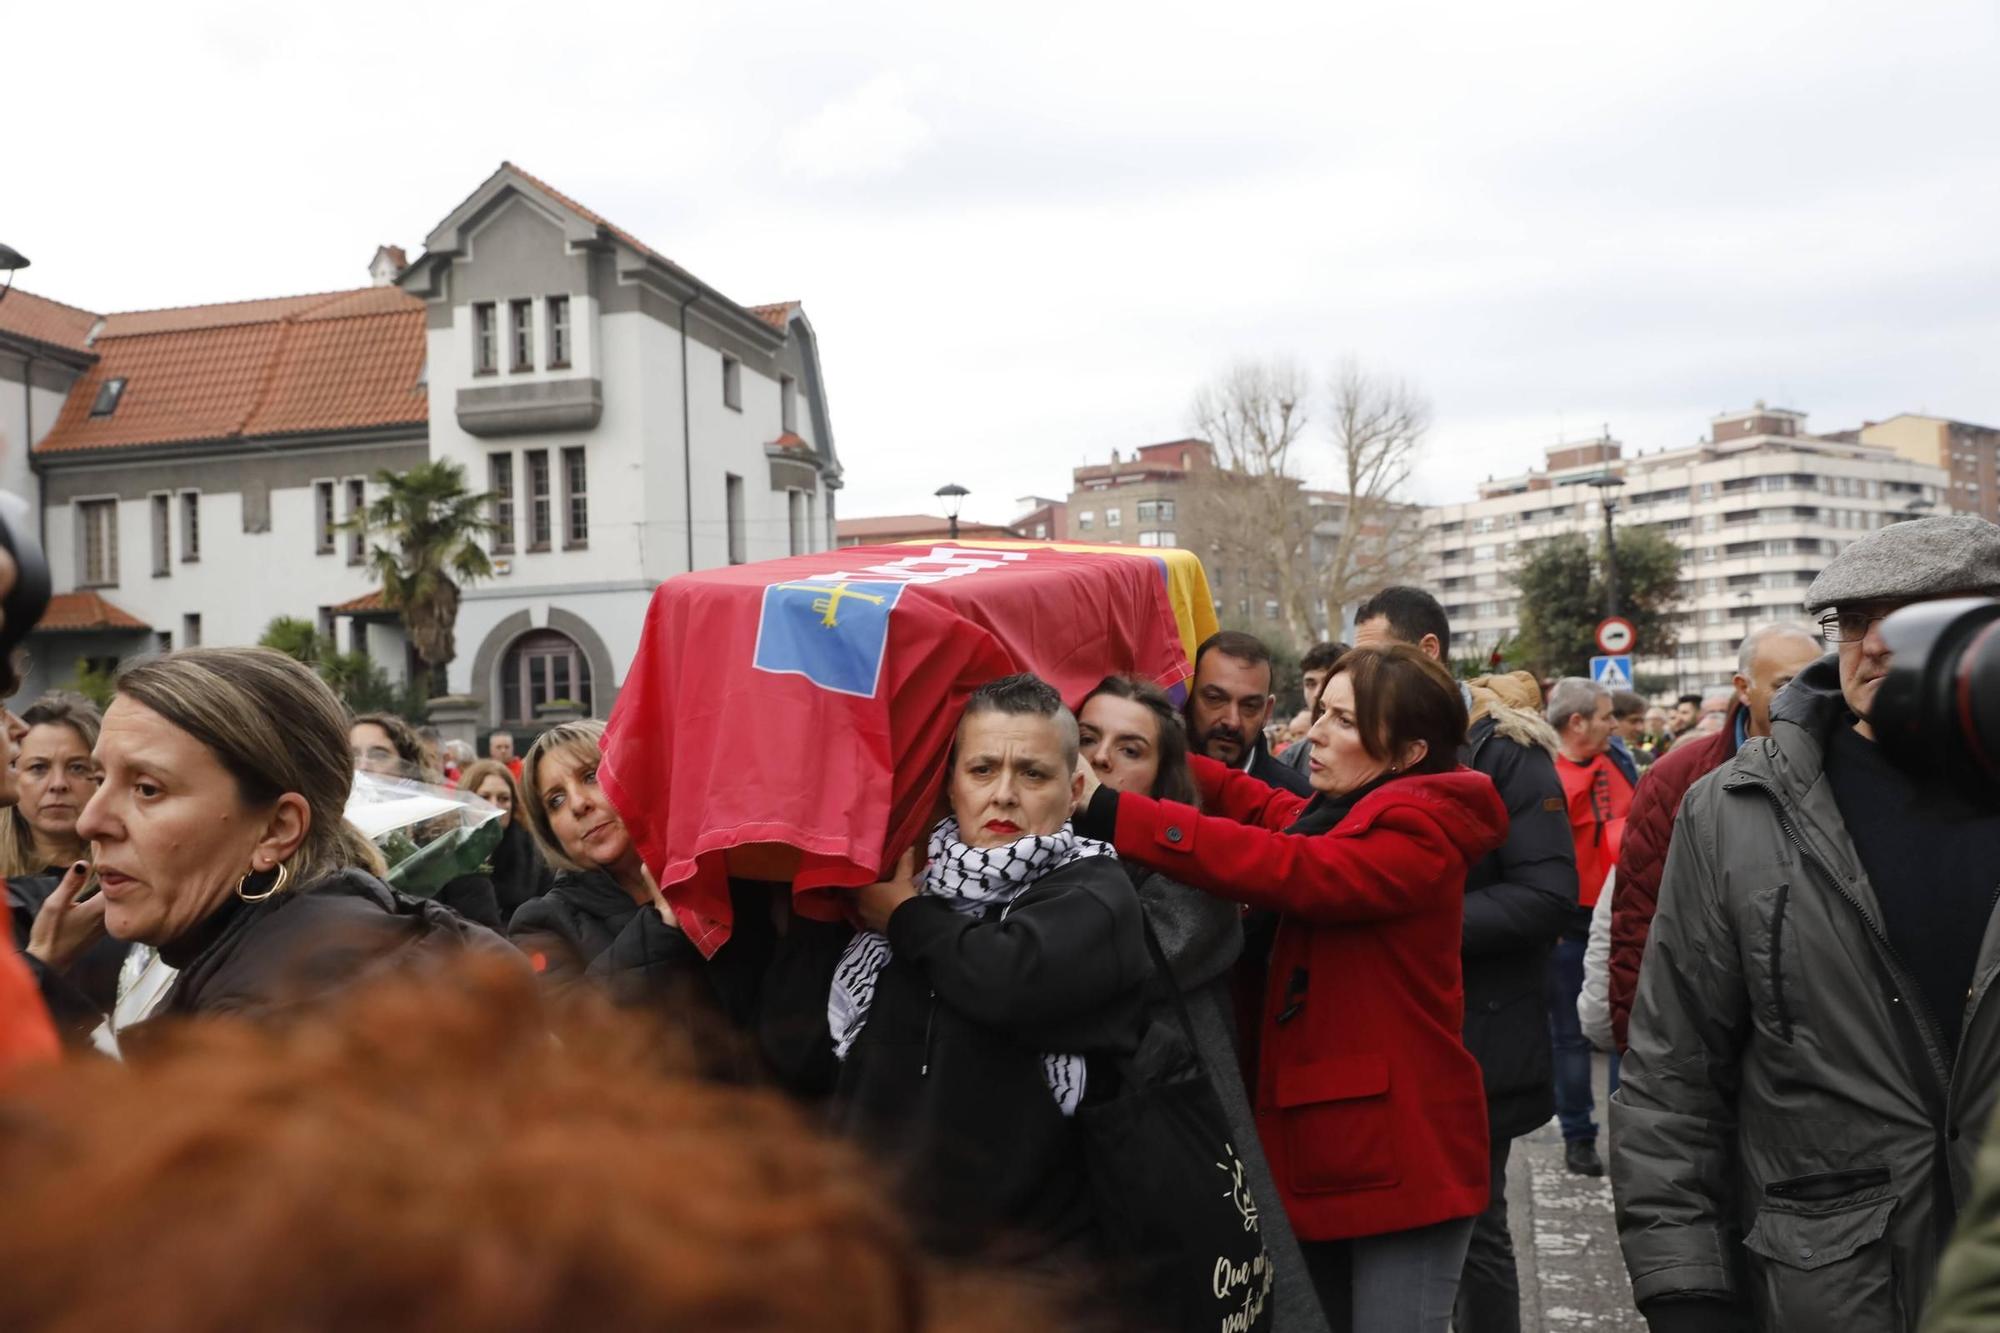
[1817,609,1891,644]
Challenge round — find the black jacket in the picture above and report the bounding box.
[836,854,1153,1255]
[1247,736,1313,797]
[29,868,516,1037]
[507,869,777,1073]
[486,823,555,922]
[1459,705,1580,1139]
[9,873,128,1022]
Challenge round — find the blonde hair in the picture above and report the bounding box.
[518,721,610,873]
[114,648,386,889]
[0,692,103,876]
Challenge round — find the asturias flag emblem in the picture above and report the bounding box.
[752,578,907,697]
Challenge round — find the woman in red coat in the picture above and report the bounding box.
[1073,644,1507,1332]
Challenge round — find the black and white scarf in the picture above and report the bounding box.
[828,817,1114,1116]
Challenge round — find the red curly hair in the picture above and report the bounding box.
[0,957,1087,1332]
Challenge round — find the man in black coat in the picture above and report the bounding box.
[1184,630,1312,796]
[1354,588,1578,1333]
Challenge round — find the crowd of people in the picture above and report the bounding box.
[10,514,2000,1330]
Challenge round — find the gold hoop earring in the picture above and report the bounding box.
[237,862,291,903]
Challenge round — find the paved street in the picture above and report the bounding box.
[1508,1056,1643,1331]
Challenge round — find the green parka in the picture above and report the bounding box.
[1610,655,2000,1330]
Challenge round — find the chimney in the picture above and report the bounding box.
[369,245,409,287]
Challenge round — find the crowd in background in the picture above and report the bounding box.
[11,515,2000,1331]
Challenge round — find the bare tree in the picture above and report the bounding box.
[1187,360,1320,645]
[1318,356,1430,617]
[1184,357,1428,648]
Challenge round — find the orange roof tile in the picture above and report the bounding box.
[331,589,386,613]
[36,287,426,455]
[0,288,100,355]
[747,302,797,332]
[767,431,811,452]
[36,591,148,632]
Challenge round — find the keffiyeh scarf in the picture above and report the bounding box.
[828,817,1114,1116]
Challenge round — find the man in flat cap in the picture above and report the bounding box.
[1609,515,2000,1333]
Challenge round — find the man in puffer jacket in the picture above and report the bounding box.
[1354,588,1577,1333]
[1604,623,1820,1052]
[1611,516,2000,1332]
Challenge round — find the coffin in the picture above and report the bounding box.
[599,539,1218,954]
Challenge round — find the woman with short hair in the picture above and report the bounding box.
[457,758,553,920]
[0,693,102,877]
[23,648,513,1036]
[1073,645,1507,1332]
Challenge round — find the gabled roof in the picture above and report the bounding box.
[36,287,426,455]
[331,589,389,614]
[35,590,149,632]
[0,288,100,357]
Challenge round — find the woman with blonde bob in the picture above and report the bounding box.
[24,648,512,1036]
[510,722,772,1062]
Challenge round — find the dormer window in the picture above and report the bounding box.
[91,378,127,417]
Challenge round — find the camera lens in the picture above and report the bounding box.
[1873,598,2000,792]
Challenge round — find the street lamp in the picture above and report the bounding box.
[0,244,28,304]
[1586,472,1627,620]
[934,482,970,541]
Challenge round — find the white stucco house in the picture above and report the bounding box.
[0,163,842,733]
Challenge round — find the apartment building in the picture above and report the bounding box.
[0,162,842,728]
[1424,405,1946,687]
[1850,413,2000,523]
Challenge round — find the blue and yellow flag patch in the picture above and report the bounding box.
[751,578,908,697]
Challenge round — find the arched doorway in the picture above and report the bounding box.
[497,628,595,724]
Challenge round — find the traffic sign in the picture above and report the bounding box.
[1590,655,1633,689]
[1595,617,1635,655]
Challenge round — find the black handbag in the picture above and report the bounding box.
[1078,923,1274,1333]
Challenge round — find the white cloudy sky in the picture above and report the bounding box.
[9,1,1997,522]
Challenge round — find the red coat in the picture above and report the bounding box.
[1103,757,1509,1241]
[1607,702,1742,1051]
[1555,752,1631,909]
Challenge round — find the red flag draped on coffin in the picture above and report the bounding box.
[599,542,1195,956]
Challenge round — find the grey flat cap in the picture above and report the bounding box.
[1805,514,2000,611]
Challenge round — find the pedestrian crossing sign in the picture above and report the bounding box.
[1590,655,1633,688]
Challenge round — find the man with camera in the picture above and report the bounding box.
[1611,515,2000,1332]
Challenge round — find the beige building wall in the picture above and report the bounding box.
[1860,415,1948,467]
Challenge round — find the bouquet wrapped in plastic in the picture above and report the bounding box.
[345,771,505,897]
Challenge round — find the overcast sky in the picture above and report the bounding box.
[10,1,1997,522]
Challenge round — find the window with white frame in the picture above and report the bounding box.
[788,489,808,556]
[315,481,337,553]
[562,447,588,547]
[509,299,534,372]
[1077,510,1095,532]
[472,303,497,374]
[499,629,594,723]
[1106,508,1122,528]
[722,356,742,411]
[726,474,746,564]
[80,500,119,586]
[181,491,200,562]
[346,480,366,564]
[780,375,797,433]
[546,296,571,368]
[490,453,516,553]
[526,450,552,550]
[151,494,171,575]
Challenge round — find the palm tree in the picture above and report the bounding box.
[343,460,496,688]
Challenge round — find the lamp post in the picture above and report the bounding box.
[934,483,969,541]
[1586,473,1627,619]
[0,244,28,304]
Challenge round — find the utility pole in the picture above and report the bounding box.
[1587,472,1626,619]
